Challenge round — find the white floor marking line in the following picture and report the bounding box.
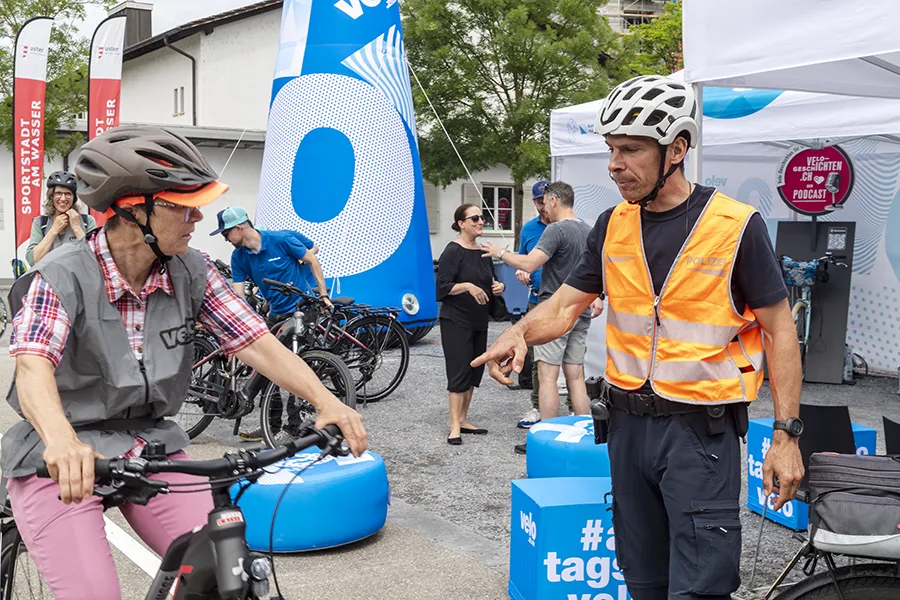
[103,517,162,577]
[0,431,170,595]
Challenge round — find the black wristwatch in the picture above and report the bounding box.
[773,417,804,438]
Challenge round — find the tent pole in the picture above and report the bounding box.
[687,84,704,183]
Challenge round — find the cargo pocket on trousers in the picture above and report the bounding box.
[689,501,741,595]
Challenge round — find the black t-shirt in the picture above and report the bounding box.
[437,241,496,331]
[565,185,788,312]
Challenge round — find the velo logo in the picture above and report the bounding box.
[160,318,196,349]
[334,0,398,20]
[520,511,537,546]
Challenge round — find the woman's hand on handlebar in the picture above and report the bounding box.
[42,436,104,504]
[315,399,368,458]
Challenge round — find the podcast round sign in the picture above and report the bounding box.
[776,145,854,216]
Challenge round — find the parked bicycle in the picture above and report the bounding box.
[765,547,899,599]
[779,253,848,375]
[262,278,410,404]
[176,312,356,448]
[0,424,348,600]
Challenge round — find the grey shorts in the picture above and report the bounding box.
[533,316,590,366]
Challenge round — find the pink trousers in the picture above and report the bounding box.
[6,450,214,600]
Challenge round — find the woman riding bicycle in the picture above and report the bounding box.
[0,126,367,600]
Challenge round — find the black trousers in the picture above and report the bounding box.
[608,406,742,600]
[440,319,487,393]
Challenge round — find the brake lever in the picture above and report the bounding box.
[118,473,168,506]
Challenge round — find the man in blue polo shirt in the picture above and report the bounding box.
[211,206,333,323]
[211,206,333,441]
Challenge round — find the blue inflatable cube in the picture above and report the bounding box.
[526,416,610,479]
[746,418,877,531]
[510,477,630,600]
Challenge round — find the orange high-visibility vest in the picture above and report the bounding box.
[603,192,765,404]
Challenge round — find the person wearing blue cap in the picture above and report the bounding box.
[211,206,331,315]
[212,206,334,441]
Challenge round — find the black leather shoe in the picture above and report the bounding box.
[447,436,462,445]
[514,443,527,455]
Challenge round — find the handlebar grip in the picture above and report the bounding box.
[321,424,342,438]
[262,278,282,287]
[36,460,115,479]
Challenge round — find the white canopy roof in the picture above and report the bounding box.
[550,85,900,157]
[682,0,900,99]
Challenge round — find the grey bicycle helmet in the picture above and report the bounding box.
[46,170,77,193]
[74,125,221,212]
[74,125,228,262]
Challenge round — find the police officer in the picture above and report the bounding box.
[473,75,804,599]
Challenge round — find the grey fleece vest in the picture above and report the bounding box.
[1,239,206,477]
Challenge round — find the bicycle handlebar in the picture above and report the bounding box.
[36,424,345,481]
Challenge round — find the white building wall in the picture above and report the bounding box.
[429,165,541,258]
[197,10,280,130]
[120,36,199,126]
[188,146,265,263]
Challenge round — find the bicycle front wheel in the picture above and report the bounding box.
[259,349,357,449]
[1,521,52,599]
[772,563,900,600]
[335,314,410,402]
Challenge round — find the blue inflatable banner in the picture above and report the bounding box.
[256,0,437,329]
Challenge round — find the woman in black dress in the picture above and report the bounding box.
[436,203,505,445]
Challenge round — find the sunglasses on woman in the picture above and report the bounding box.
[462,215,485,223]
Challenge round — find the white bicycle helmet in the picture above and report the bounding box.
[596,75,698,147]
[596,76,699,206]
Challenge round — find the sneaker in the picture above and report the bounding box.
[517,408,541,429]
[514,443,527,455]
[238,427,265,442]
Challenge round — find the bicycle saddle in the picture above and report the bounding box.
[332,296,354,306]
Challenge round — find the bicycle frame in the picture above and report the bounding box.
[148,485,262,600]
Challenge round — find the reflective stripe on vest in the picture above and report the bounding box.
[602,192,765,404]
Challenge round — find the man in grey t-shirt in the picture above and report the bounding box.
[482,182,602,433]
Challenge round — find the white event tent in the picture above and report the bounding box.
[557,0,900,375]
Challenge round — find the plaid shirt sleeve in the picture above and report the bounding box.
[9,274,71,367]
[197,254,268,355]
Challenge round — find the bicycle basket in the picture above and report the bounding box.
[780,257,819,287]
[808,453,900,560]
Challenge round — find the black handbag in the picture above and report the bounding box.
[489,292,509,321]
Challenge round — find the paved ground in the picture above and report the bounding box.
[1,321,898,599]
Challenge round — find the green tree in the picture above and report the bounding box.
[620,0,683,77]
[0,0,113,160]
[402,0,620,244]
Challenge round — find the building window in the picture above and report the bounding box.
[173,86,185,116]
[481,184,514,232]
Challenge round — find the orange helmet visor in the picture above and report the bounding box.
[105,181,230,219]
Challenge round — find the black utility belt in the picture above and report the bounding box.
[604,384,703,417]
[601,381,749,437]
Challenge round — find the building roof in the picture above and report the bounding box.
[123,0,283,61]
[62,119,267,149]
